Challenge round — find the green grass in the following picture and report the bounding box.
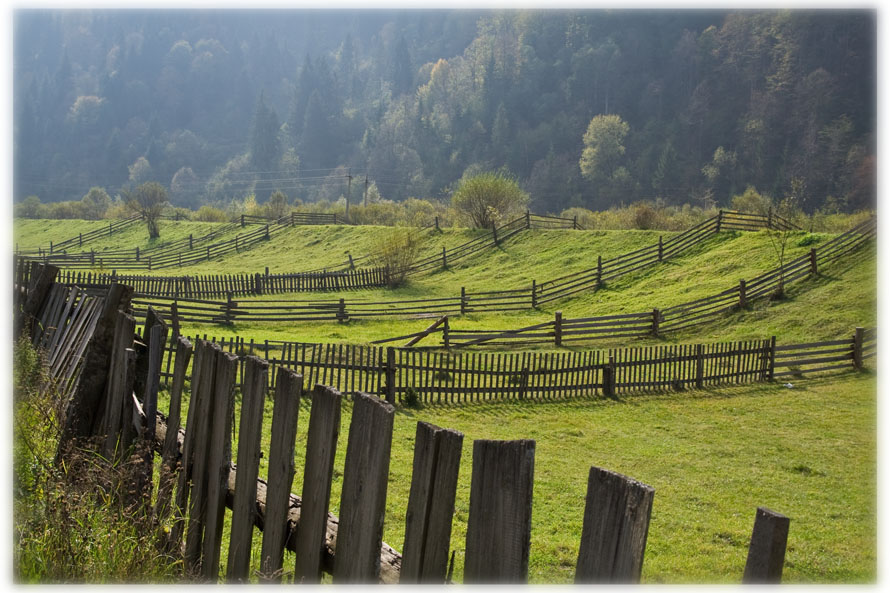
[157,366,876,583]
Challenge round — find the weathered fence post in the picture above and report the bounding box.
[348,253,355,269]
[200,350,239,582]
[554,311,563,347]
[602,356,616,399]
[401,422,464,584]
[809,248,818,275]
[442,245,447,269]
[852,327,864,370]
[767,207,773,229]
[154,336,193,525]
[651,309,660,337]
[442,316,450,349]
[574,466,655,583]
[531,279,537,308]
[337,298,348,322]
[225,292,234,325]
[385,347,397,405]
[435,215,440,231]
[716,209,723,232]
[294,385,342,584]
[265,224,270,240]
[573,215,578,230]
[519,367,529,400]
[739,279,747,308]
[695,344,704,388]
[464,439,535,583]
[492,223,499,245]
[135,246,140,261]
[333,392,396,584]
[460,286,467,315]
[240,214,245,227]
[658,235,663,261]
[526,209,531,229]
[226,356,268,583]
[136,323,164,506]
[189,233,193,250]
[767,336,776,381]
[259,368,303,581]
[597,255,603,286]
[742,507,790,584]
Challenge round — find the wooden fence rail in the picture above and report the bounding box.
[151,326,873,406]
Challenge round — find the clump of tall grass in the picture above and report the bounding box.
[13,336,181,583]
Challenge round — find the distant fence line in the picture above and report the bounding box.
[17,210,819,316]
[104,214,873,336]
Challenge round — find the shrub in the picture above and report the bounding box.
[369,229,422,287]
[451,170,529,229]
[193,205,229,222]
[402,386,422,409]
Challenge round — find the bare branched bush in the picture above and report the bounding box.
[369,230,422,287]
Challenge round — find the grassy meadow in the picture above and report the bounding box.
[14,215,878,583]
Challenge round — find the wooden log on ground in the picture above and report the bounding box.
[574,466,655,583]
[464,439,535,583]
[149,409,403,583]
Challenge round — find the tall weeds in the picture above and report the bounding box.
[13,336,181,583]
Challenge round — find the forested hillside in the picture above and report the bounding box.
[13,9,875,213]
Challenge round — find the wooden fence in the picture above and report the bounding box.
[104,214,874,333]
[15,214,143,256]
[17,275,839,584]
[107,334,794,584]
[153,326,874,405]
[44,266,391,299]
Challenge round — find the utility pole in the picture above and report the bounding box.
[363,175,369,207]
[346,168,352,222]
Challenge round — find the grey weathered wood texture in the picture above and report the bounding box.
[294,385,342,584]
[184,341,221,574]
[400,422,464,584]
[742,507,790,584]
[201,350,238,581]
[463,439,535,583]
[18,263,59,338]
[226,356,269,582]
[134,306,167,404]
[154,336,192,523]
[333,392,396,583]
[56,283,133,458]
[259,368,303,581]
[574,466,655,583]
[100,311,136,460]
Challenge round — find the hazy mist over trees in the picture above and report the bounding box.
[13,9,876,214]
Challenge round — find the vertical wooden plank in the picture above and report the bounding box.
[294,385,342,584]
[464,439,535,584]
[226,356,269,583]
[184,341,220,574]
[401,422,465,584]
[574,466,655,583]
[334,392,396,583]
[742,507,790,584]
[155,336,193,522]
[259,368,303,581]
[201,349,238,582]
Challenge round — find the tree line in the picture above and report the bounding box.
[14,9,875,214]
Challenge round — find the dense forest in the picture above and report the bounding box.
[13,9,876,214]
